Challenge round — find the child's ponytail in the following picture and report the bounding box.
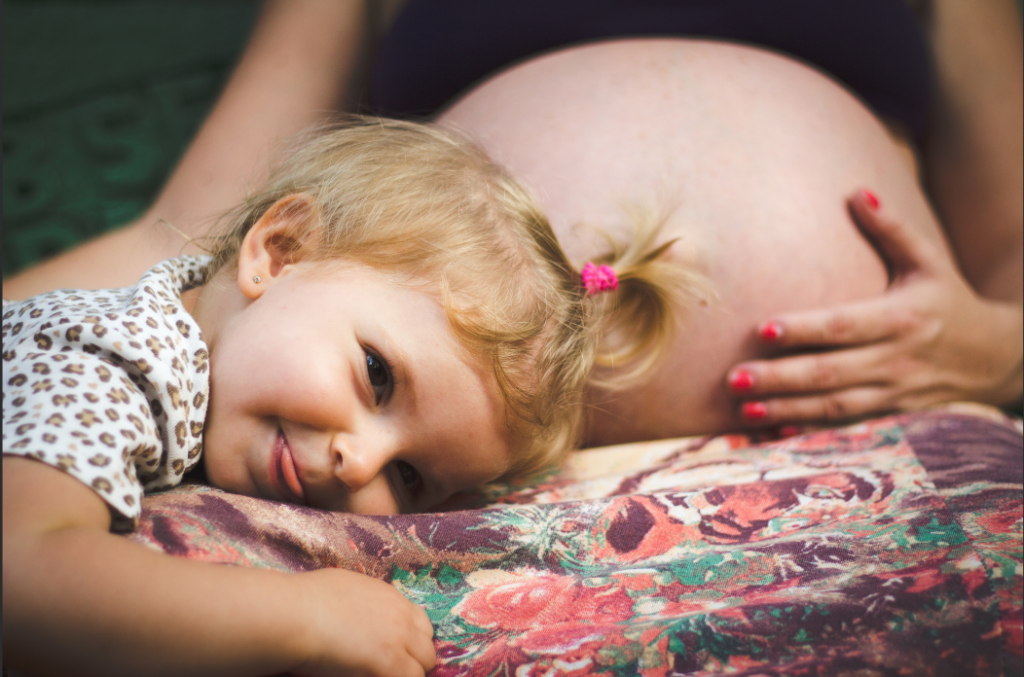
[580,205,714,391]
[504,204,712,479]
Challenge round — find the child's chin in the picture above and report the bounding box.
[201,456,253,497]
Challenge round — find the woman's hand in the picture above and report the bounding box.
[726,189,1024,426]
[289,568,436,677]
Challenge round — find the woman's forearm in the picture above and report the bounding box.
[143,0,370,244]
[3,0,370,300]
[923,0,1023,304]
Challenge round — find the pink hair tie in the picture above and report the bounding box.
[581,262,619,295]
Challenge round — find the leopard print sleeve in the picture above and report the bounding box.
[2,257,212,532]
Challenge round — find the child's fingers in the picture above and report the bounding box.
[413,606,435,639]
[738,386,894,426]
[396,654,431,677]
[397,599,435,674]
[730,345,892,399]
[409,618,437,673]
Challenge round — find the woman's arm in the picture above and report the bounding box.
[923,0,1023,304]
[2,456,435,677]
[3,0,370,300]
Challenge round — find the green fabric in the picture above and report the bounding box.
[2,1,259,276]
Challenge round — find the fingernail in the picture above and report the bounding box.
[729,370,754,391]
[743,402,768,419]
[862,189,880,210]
[780,425,801,437]
[759,322,783,342]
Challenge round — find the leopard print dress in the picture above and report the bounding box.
[3,257,211,531]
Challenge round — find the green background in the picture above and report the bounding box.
[3,1,260,277]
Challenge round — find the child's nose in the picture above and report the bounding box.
[330,434,391,494]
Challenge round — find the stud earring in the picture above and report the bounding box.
[253,275,262,284]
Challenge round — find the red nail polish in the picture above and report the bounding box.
[743,402,768,419]
[862,189,880,210]
[759,322,782,342]
[729,370,754,391]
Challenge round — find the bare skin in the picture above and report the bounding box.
[439,38,1019,443]
[4,1,1020,436]
[2,0,372,297]
[2,2,1021,675]
[3,456,436,677]
[3,7,437,676]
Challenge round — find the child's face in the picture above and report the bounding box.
[197,261,512,514]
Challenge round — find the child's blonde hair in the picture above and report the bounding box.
[208,117,707,481]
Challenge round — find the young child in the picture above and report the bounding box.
[3,118,697,677]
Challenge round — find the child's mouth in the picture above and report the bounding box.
[272,428,306,505]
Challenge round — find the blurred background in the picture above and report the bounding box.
[2,0,260,278]
[4,0,1023,280]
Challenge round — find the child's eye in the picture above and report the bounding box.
[364,350,392,405]
[395,460,422,493]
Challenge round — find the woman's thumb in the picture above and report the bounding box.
[848,189,933,280]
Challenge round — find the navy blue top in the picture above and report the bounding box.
[371,0,933,139]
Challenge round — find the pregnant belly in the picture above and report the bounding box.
[439,39,944,443]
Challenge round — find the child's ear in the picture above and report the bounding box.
[237,194,319,299]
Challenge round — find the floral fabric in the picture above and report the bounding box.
[132,405,1023,676]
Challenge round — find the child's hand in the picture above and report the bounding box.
[288,568,436,677]
[4,456,434,677]
[727,189,1023,425]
